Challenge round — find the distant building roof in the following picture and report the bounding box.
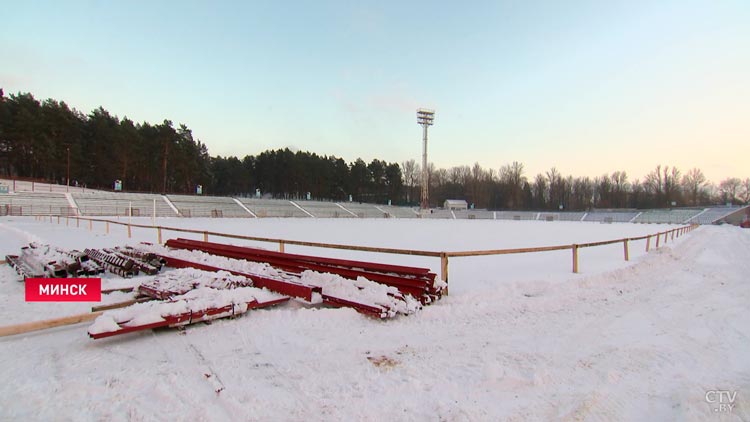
[444,199,468,209]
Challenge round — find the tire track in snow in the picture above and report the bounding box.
[0,221,45,254]
[147,330,236,421]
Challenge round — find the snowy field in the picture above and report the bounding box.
[0,217,748,421]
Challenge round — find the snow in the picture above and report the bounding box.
[1,216,749,420]
[137,268,255,296]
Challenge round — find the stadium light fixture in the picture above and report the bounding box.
[416,108,435,210]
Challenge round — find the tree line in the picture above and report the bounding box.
[1,89,748,209]
[406,161,750,210]
[0,90,402,202]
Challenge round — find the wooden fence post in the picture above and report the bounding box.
[279,240,285,253]
[127,223,132,238]
[655,233,660,248]
[203,231,209,242]
[623,239,629,261]
[440,253,449,295]
[106,221,109,234]
[157,227,162,245]
[572,245,579,273]
[88,219,92,231]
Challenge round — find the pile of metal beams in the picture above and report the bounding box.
[5,243,104,279]
[160,238,441,317]
[165,238,443,304]
[88,269,288,339]
[82,246,164,278]
[5,239,446,339]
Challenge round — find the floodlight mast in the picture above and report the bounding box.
[416,108,435,210]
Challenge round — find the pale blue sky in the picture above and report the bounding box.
[2,0,748,182]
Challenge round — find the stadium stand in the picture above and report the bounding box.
[537,212,587,222]
[0,192,76,216]
[454,210,495,220]
[380,205,420,218]
[238,198,311,218]
[633,209,703,224]
[422,209,455,219]
[583,211,641,223]
[3,179,746,225]
[686,206,748,225]
[493,211,538,221]
[292,201,356,218]
[167,194,251,218]
[339,202,390,218]
[0,178,90,194]
[72,192,176,217]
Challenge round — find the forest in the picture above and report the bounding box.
[1,90,748,210]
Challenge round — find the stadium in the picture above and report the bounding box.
[1,176,748,420]
[2,1,749,420]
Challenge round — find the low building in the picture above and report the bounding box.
[444,199,468,210]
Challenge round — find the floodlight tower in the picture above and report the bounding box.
[416,108,435,210]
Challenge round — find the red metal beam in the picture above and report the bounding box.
[165,239,437,301]
[166,238,434,278]
[89,297,289,339]
[159,255,319,302]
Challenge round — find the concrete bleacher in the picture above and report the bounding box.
[454,210,495,220]
[0,178,91,194]
[167,195,250,218]
[238,198,310,218]
[0,192,76,216]
[380,205,420,218]
[633,209,702,224]
[422,209,455,219]
[293,201,356,218]
[72,192,176,217]
[536,212,586,222]
[686,206,747,225]
[583,211,641,223]
[3,178,744,225]
[493,211,538,221]
[338,203,390,218]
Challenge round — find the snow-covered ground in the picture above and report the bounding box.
[0,217,747,421]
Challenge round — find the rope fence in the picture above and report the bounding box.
[34,214,698,293]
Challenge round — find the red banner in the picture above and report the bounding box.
[25,278,102,302]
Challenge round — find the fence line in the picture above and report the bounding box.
[34,215,698,292]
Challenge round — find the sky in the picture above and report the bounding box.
[1,0,748,183]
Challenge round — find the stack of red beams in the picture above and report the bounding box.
[89,272,289,339]
[158,255,411,319]
[164,238,443,304]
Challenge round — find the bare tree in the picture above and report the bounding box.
[611,171,629,208]
[594,174,612,208]
[500,161,526,209]
[546,167,562,209]
[645,165,682,206]
[532,173,548,209]
[681,168,707,206]
[571,176,593,210]
[401,159,420,203]
[664,166,682,206]
[719,177,742,204]
[742,178,750,204]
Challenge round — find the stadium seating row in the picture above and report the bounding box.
[0,188,745,224]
